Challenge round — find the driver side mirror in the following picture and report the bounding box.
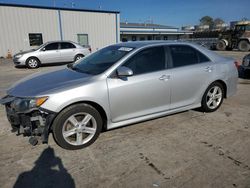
[116,66,133,77]
[41,48,46,51]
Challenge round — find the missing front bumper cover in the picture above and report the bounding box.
[6,105,55,144]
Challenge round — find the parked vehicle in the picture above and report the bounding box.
[216,21,250,51]
[0,41,238,150]
[13,41,91,68]
[188,21,250,51]
[240,53,250,78]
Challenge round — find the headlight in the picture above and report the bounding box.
[15,54,23,59]
[12,96,48,112]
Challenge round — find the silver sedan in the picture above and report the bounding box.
[1,41,238,150]
[13,41,91,68]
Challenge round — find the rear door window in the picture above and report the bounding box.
[61,42,76,49]
[169,45,210,68]
[123,46,166,75]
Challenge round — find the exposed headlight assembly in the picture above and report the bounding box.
[15,54,23,59]
[12,96,48,112]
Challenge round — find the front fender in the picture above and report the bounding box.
[40,80,111,120]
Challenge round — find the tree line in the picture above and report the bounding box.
[199,16,225,28]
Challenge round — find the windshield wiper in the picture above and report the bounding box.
[67,64,94,75]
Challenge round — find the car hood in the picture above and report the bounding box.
[7,67,93,97]
[14,49,36,56]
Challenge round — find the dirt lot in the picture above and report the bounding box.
[0,51,250,188]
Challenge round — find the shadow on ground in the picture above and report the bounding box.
[13,147,75,188]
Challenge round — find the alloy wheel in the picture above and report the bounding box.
[28,58,38,68]
[62,112,97,146]
[206,86,222,109]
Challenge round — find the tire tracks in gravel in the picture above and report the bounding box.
[200,141,250,171]
[139,153,171,180]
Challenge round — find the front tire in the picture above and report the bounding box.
[216,40,226,51]
[26,57,40,69]
[201,82,224,112]
[52,103,103,150]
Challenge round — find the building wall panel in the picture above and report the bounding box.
[0,6,60,57]
[0,5,119,57]
[60,11,118,51]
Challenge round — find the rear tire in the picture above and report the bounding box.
[201,82,224,112]
[216,40,226,51]
[238,40,250,52]
[26,57,40,69]
[52,103,102,150]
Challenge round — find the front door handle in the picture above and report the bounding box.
[205,66,213,72]
[159,75,170,81]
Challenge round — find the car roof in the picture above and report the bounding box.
[114,40,230,63]
[46,40,76,44]
[114,40,200,49]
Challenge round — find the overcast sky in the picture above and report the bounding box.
[1,0,249,27]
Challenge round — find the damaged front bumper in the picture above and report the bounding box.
[1,96,56,144]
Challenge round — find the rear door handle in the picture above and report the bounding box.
[159,75,170,81]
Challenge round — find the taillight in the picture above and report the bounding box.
[88,47,92,53]
[234,61,240,69]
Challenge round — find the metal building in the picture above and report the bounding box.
[120,22,192,42]
[0,3,120,57]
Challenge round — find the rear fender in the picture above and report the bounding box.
[239,38,250,43]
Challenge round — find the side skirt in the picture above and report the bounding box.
[106,103,201,130]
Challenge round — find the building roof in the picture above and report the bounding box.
[120,22,178,29]
[0,3,119,14]
[120,30,193,35]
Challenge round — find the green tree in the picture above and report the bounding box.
[214,18,225,25]
[200,16,213,26]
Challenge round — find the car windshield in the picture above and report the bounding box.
[33,43,48,50]
[69,45,134,75]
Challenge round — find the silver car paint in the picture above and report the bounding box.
[7,41,238,130]
[107,69,171,122]
[38,48,61,64]
[13,41,90,65]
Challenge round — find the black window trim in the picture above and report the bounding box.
[166,44,212,69]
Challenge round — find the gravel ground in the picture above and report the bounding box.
[0,50,249,188]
